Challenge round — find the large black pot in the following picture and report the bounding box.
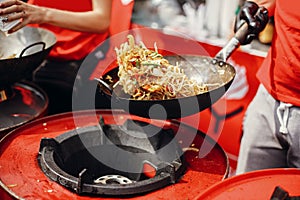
[0,26,56,90]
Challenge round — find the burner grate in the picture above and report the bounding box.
[38,117,186,196]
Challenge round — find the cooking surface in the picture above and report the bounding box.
[0,110,228,199]
[196,168,300,200]
[0,81,48,135]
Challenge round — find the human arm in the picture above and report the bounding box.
[0,0,112,33]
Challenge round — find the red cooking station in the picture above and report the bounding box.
[0,26,270,199]
[0,110,228,199]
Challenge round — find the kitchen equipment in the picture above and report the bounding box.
[0,109,229,199]
[0,26,56,90]
[96,23,249,119]
[38,115,186,195]
[0,81,48,137]
[0,26,56,137]
[196,168,300,200]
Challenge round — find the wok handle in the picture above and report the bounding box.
[19,41,46,58]
[214,22,249,61]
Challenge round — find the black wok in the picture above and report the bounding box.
[0,26,56,90]
[97,24,249,119]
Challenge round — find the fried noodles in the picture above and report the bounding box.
[113,35,208,100]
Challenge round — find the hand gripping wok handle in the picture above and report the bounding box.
[19,41,46,58]
[214,22,249,61]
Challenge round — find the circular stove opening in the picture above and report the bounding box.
[54,143,154,185]
[38,117,186,196]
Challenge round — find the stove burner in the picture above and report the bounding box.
[38,117,186,196]
[0,81,48,136]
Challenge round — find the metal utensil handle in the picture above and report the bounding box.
[214,22,249,61]
[94,78,113,94]
[19,41,46,58]
[94,77,122,103]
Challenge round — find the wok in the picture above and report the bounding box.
[96,24,249,119]
[0,26,56,90]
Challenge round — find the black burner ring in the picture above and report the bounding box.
[38,118,186,196]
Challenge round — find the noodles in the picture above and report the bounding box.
[0,53,16,59]
[114,35,208,100]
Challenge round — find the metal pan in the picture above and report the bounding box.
[96,24,249,119]
[0,26,56,90]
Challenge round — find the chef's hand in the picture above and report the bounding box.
[235,1,269,45]
[0,0,43,33]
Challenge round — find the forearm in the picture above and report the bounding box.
[0,0,112,33]
[42,7,111,33]
[247,0,276,16]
